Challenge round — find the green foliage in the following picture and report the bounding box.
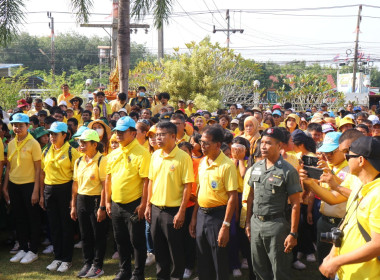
[0,67,31,109]
[0,0,25,47]
[0,32,150,74]
[131,0,174,28]
[276,73,345,111]
[370,67,380,88]
[129,60,163,93]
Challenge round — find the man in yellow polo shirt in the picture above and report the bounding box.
[145,121,194,280]
[189,126,238,280]
[170,113,190,144]
[105,116,151,280]
[57,84,75,108]
[319,136,380,280]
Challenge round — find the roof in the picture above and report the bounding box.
[0,63,23,69]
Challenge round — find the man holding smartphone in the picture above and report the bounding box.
[105,117,151,280]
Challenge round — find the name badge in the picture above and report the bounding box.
[252,170,261,175]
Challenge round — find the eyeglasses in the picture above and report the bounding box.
[345,154,362,161]
[156,133,168,138]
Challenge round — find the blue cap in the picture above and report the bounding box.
[306,109,312,112]
[328,111,335,117]
[291,129,309,143]
[113,116,136,132]
[72,125,89,138]
[353,106,362,112]
[10,113,29,123]
[373,120,380,126]
[317,132,342,153]
[272,110,282,116]
[48,122,68,133]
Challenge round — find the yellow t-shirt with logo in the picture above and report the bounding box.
[337,178,380,279]
[197,152,238,208]
[42,142,80,185]
[7,135,41,184]
[74,152,107,196]
[107,139,151,204]
[149,146,194,207]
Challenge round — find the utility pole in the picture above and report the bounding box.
[158,25,164,60]
[352,5,362,94]
[47,12,55,82]
[213,9,244,49]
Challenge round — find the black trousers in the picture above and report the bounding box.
[8,181,41,254]
[44,182,74,262]
[184,206,196,270]
[112,198,146,279]
[151,205,185,280]
[196,207,229,280]
[77,194,108,268]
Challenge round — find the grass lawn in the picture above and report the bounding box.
[0,229,321,280]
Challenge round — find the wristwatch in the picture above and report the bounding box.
[99,206,106,211]
[289,232,298,239]
[223,221,231,227]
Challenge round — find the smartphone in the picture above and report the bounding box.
[304,166,324,180]
[302,155,319,167]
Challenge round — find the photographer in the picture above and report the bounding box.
[319,136,380,279]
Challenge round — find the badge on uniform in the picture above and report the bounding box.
[169,164,175,171]
[90,174,96,180]
[60,155,65,160]
[211,180,218,189]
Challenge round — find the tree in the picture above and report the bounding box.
[275,73,345,111]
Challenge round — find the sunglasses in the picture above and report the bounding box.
[345,154,362,161]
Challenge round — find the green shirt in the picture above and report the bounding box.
[249,156,302,216]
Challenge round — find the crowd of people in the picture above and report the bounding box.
[0,84,380,280]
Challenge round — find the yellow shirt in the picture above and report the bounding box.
[337,178,380,279]
[0,140,4,162]
[152,103,164,116]
[149,146,194,207]
[285,152,300,170]
[185,108,196,116]
[93,102,112,117]
[42,142,80,185]
[107,139,151,204]
[240,166,253,228]
[110,100,131,113]
[176,133,190,144]
[74,152,107,196]
[197,152,238,208]
[8,135,41,184]
[27,109,50,117]
[58,93,75,108]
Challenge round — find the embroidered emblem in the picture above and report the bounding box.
[169,164,175,171]
[211,180,218,189]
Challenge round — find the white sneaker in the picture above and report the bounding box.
[46,260,62,271]
[241,258,249,269]
[20,251,38,264]
[41,238,51,246]
[232,269,242,277]
[183,268,193,279]
[10,250,27,262]
[112,251,119,259]
[74,241,83,249]
[306,253,316,262]
[43,245,54,254]
[57,262,72,273]
[292,260,306,270]
[10,241,20,254]
[145,252,155,266]
[297,252,304,260]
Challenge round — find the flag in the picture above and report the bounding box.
[333,54,340,62]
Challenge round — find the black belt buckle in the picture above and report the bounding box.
[329,217,336,224]
[200,207,211,214]
[157,206,167,210]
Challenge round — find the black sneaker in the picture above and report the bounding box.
[84,265,105,278]
[77,263,91,278]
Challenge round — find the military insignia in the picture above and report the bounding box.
[267,128,273,134]
[211,180,218,189]
[252,170,261,175]
[269,177,274,182]
[169,164,175,171]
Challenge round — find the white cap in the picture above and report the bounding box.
[345,114,355,120]
[237,104,243,109]
[58,101,67,106]
[44,98,54,107]
[368,115,379,122]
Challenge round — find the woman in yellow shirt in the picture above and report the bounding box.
[3,113,41,264]
[70,129,108,278]
[41,121,80,273]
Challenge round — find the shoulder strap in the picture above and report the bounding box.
[43,143,52,157]
[76,156,83,167]
[98,155,103,167]
[68,146,73,162]
[357,220,380,261]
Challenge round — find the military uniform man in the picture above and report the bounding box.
[246,127,302,280]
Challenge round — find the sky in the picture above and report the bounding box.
[20,0,380,65]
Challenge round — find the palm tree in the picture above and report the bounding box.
[0,0,173,93]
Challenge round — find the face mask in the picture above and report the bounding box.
[95,128,104,137]
[139,92,145,97]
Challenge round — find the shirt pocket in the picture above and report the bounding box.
[249,174,261,190]
[209,175,222,191]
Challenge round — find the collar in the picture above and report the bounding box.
[53,141,70,152]
[360,177,380,198]
[84,151,102,164]
[205,151,225,168]
[159,145,179,159]
[330,160,348,174]
[121,139,139,154]
[262,155,283,171]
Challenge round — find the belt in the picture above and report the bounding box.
[199,205,226,214]
[254,213,284,222]
[153,205,179,211]
[322,215,342,225]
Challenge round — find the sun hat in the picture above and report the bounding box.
[77,129,100,142]
[72,126,89,138]
[88,119,112,138]
[48,122,68,133]
[31,127,49,139]
[318,132,342,153]
[112,116,136,132]
[17,99,29,108]
[10,113,29,123]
